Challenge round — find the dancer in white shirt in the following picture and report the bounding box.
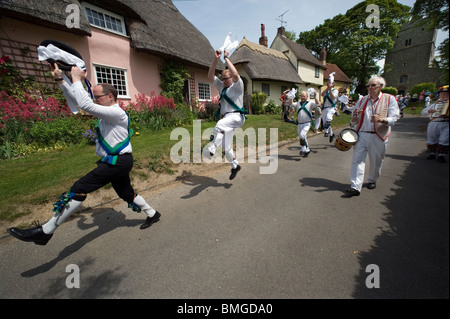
[207,49,246,180]
[8,65,160,246]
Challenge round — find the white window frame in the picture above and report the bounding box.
[93,63,130,99]
[198,82,211,101]
[82,3,127,37]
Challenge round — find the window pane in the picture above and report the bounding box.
[95,65,128,97]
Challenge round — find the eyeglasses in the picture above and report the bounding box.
[367,84,379,88]
[222,77,231,81]
[94,94,108,100]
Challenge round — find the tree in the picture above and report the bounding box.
[297,0,410,94]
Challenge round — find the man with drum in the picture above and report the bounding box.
[289,90,320,157]
[345,76,400,197]
[421,85,449,163]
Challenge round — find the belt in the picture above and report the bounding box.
[360,131,375,134]
[225,111,243,115]
[432,119,449,122]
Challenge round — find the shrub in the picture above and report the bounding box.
[382,86,398,96]
[251,91,267,115]
[409,82,436,97]
[265,100,278,114]
[122,92,195,130]
[29,116,92,147]
[159,60,190,105]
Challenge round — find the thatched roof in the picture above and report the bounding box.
[0,0,219,70]
[0,0,91,36]
[231,38,302,84]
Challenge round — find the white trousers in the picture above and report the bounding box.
[350,132,387,191]
[322,107,336,135]
[427,120,449,146]
[297,123,311,153]
[208,112,245,168]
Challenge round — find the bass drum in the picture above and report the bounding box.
[335,128,358,151]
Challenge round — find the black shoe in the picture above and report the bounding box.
[303,151,310,158]
[324,132,329,137]
[329,134,335,143]
[367,183,376,190]
[438,156,446,163]
[229,165,241,180]
[140,211,161,229]
[299,151,305,156]
[345,188,360,197]
[7,225,53,246]
[426,154,436,160]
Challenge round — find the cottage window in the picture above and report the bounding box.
[262,83,270,96]
[94,64,129,98]
[83,3,126,36]
[198,83,211,100]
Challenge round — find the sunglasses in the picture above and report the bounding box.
[94,94,108,99]
[367,84,379,88]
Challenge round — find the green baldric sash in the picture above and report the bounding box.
[96,116,133,165]
[324,91,336,109]
[297,101,314,126]
[216,87,248,118]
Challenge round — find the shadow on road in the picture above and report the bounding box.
[351,116,449,298]
[176,170,232,199]
[21,208,143,279]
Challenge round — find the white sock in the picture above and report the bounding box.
[42,199,83,234]
[133,195,156,217]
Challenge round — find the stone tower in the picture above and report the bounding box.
[383,20,442,95]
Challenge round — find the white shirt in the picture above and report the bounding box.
[213,76,244,114]
[354,92,399,132]
[323,88,339,108]
[60,81,132,158]
[293,100,318,124]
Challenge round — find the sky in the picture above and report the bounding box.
[173,0,446,69]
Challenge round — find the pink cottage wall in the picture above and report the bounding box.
[0,16,184,104]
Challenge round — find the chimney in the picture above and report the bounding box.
[259,24,268,47]
[319,47,327,66]
[277,26,286,36]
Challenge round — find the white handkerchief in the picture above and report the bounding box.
[286,88,297,100]
[219,32,239,62]
[37,44,86,70]
[329,72,336,83]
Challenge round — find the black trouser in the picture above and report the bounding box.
[71,153,135,204]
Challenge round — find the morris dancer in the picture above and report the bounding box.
[289,90,320,157]
[345,76,400,197]
[421,85,449,163]
[7,65,160,246]
[321,79,339,143]
[207,49,246,180]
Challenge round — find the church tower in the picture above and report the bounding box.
[383,20,442,95]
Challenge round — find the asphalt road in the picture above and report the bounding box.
[0,115,448,302]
